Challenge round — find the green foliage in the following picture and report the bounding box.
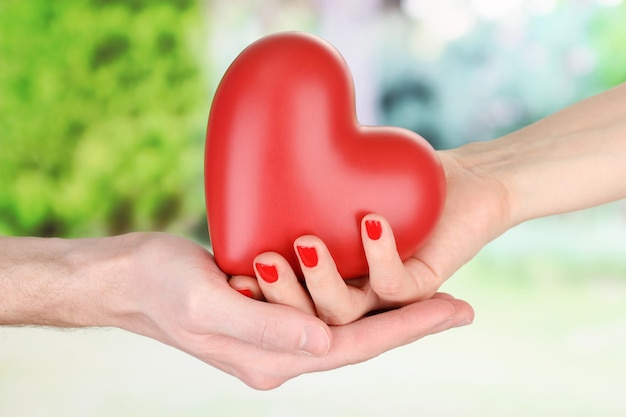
[590,3,626,86]
[0,0,207,237]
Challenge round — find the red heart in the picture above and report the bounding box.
[205,32,445,279]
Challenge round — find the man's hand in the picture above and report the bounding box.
[0,233,474,390]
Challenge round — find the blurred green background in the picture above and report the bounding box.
[1,0,626,416]
[0,0,208,238]
[2,0,625,239]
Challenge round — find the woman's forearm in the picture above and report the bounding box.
[452,82,626,226]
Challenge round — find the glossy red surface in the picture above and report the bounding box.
[205,32,445,279]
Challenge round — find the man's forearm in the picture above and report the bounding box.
[0,236,131,328]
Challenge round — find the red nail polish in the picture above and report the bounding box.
[255,263,278,283]
[296,246,318,268]
[365,220,383,240]
[237,288,254,298]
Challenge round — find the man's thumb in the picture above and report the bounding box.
[221,298,331,356]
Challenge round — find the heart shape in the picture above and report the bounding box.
[205,32,445,279]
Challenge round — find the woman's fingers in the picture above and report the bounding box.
[228,274,264,300]
[361,214,424,303]
[252,252,317,316]
[236,213,438,326]
[295,236,378,325]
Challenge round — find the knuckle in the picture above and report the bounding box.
[318,306,358,326]
[371,273,405,298]
[178,293,208,331]
[258,319,281,350]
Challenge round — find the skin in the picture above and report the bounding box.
[3,83,623,390]
[232,81,626,325]
[0,232,473,390]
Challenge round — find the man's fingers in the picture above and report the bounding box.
[212,290,332,357]
[315,295,474,369]
[199,294,473,390]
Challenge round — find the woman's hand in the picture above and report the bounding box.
[229,150,510,325]
[233,81,626,326]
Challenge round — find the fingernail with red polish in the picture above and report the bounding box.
[255,263,279,283]
[237,288,254,298]
[365,220,383,240]
[296,246,318,268]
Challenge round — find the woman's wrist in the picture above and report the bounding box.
[452,131,561,227]
[452,131,626,230]
[443,137,519,231]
